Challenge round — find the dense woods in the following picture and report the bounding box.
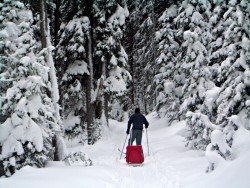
[0,0,249,177]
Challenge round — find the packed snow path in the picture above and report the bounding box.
[82,116,182,188]
[1,113,250,188]
[0,113,186,188]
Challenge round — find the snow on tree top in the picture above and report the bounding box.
[62,60,90,81]
[105,66,131,96]
[64,17,90,37]
[183,30,198,41]
[164,81,175,94]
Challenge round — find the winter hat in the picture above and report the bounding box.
[135,108,140,113]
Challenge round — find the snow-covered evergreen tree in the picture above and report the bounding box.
[154,4,181,122]
[155,1,249,165]
[56,8,90,144]
[0,0,60,176]
[125,0,156,115]
[185,111,217,150]
[93,1,131,121]
[214,0,250,127]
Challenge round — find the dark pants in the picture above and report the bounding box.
[128,129,142,145]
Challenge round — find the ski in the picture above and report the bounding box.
[127,163,143,167]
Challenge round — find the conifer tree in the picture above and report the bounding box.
[154,4,181,122]
[56,9,90,143]
[93,1,131,122]
[214,0,250,126]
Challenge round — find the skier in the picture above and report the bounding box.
[126,108,149,145]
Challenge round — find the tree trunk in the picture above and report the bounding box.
[85,31,95,144]
[39,0,66,160]
[101,60,109,126]
[53,0,61,46]
[84,0,95,144]
[39,0,47,48]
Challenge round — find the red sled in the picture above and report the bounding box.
[126,145,144,165]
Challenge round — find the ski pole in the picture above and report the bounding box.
[120,134,128,159]
[146,128,150,156]
[130,129,132,145]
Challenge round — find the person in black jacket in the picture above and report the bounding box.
[126,108,149,145]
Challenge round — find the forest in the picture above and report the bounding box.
[0,0,249,186]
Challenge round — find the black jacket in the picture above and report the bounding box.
[127,113,149,131]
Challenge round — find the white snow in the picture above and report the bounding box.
[9,157,16,167]
[0,118,13,143]
[204,87,221,113]
[210,130,231,155]
[189,127,250,188]
[26,95,44,119]
[11,117,44,152]
[185,5,194,17]
[191,12,203,24]
[17,10,33,22]
[62,60,90,80]
[110,55,118,66]
[158,5,177,22]
[242,35,250,50]
[108,5,128,26]
[104,66,131,96]
[5,22,20,38]
[235,6,243,25]
[63,112,81,131]
[1,113,249,187]
[164,81,174,94]
[1,136,25,157]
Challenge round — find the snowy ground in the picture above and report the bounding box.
[1,112,250,188]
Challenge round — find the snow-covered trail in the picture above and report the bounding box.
[81,114,182,188]
[0,113,210,188]
[1,115,250,188]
